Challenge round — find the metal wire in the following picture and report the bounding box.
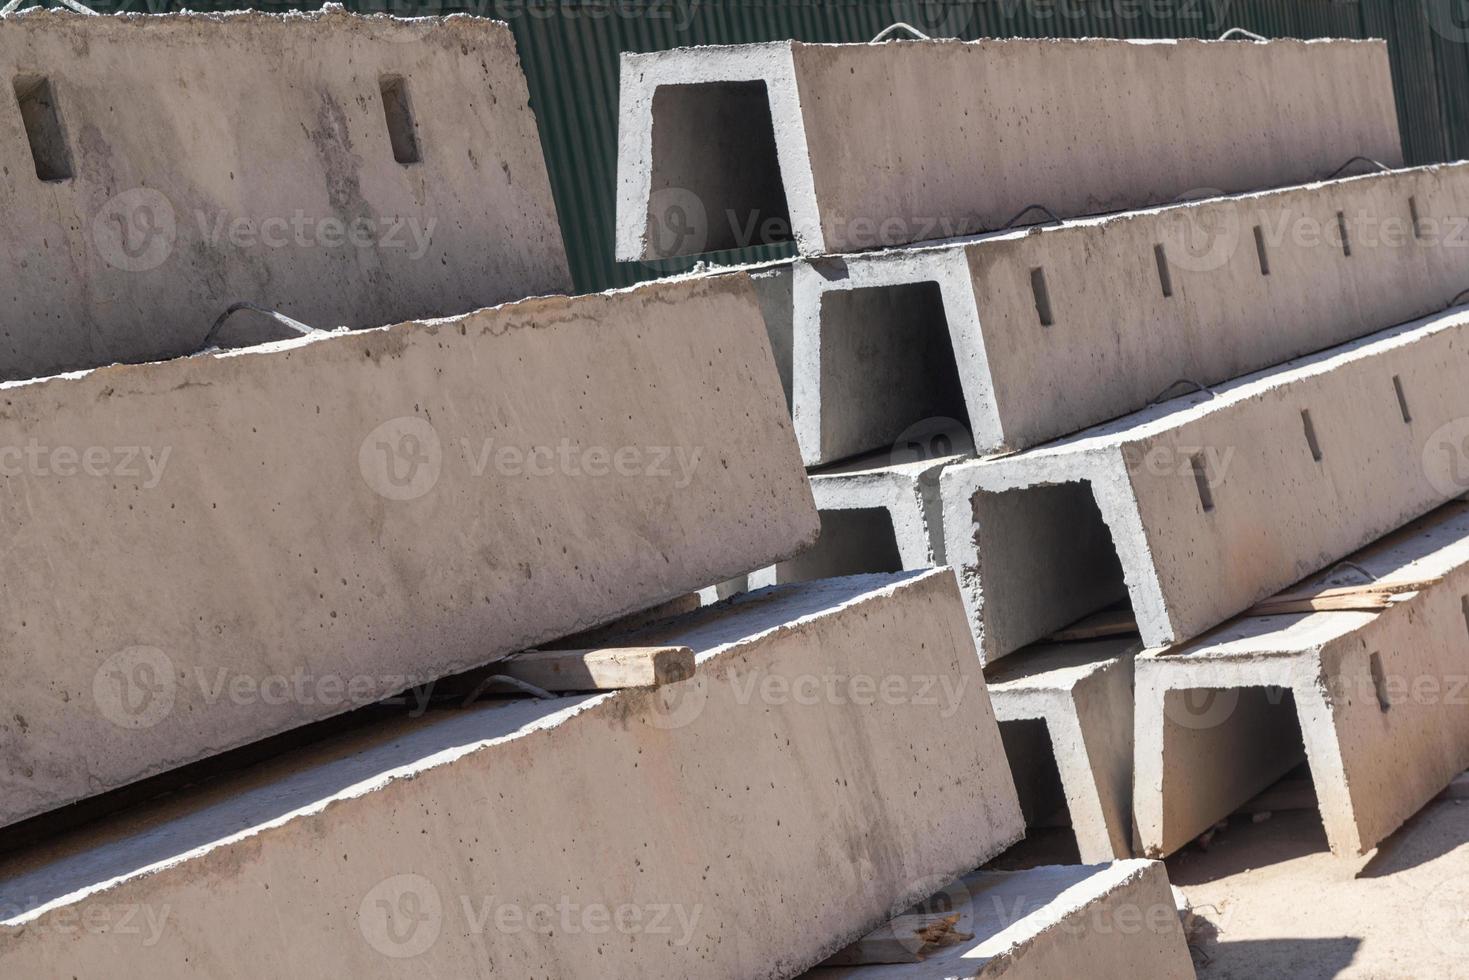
[1001,203,1063,230]
[1326,156,1392,181]
[482,675,559,701]
[1447,288,1469,310]
[870,22,932,43]
[0,0,98,15]
[1218,28,1267,41]
[1150,379,1215,405]
[199,302,319,353]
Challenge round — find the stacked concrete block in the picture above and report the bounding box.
[616,36,1399,260]
[0,273,819,829]
[0,571,1026,978]
[987,640,1138,863]
[1135,502,1469,859]
[942,307,1469,663]
[805,861,1194,979]
[0,8,570,380]
[792,164,1469,466]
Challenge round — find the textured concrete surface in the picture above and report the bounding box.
[0,8,569,381]
[805,861,1193,979]
[0,571,1023,979]
[792,165,1469,465]
[617,37,1400,260]
[1171,798,1469,979]
[941,307,1469,662]
[1135,502,1469,859]
[0,273,818,829]
[989,640,1138,863]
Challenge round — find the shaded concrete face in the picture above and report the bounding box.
[988,640,1138,863]
[943,307,1469,660]
[0,571,1024,978]
[0,8,569,381]
[792,164,1469,465]
[0,273,818,829]
[1135,503,1469,858]
[806,861,1194,979]
[755,453,965,591]
[618,36,1400,259]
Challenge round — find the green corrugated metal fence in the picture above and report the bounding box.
[81,0,1469,291]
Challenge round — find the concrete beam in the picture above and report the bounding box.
[0,571,1024,978]
[1135,502,1469,858]
[792,164,1469,465]
[0,8,570,381]
[941,306,1469,662]
[616,37,1399,260]
[0,272,817,829]
[805,861,1193,979]
[988,640,1138,863]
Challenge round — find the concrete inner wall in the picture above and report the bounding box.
[774,507,904,583]
[818,281,968,465]
[970,481,1129,659]
[1160,686,1306,851]
[999,717,1072,830]
[0,9,570,381]
[647,80,791,255]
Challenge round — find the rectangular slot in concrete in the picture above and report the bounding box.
[648,80,791,254]
[1031,267,1055,325]
[1411,195,1424,238]
[1153,243,1173,298]
[1254,224,1271,275]
[13,74,71,181]
[1302,409,1324,461]
[1337,210,1353,257]
[1191,453,1216,513]
[378,75,421,165]
[1394,373,1413,423]
[815,281,969,465]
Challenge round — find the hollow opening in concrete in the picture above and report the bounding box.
[998,718,1079,852]
[13,75,72,182]
[1410,196,1424,239]
[379,76,421,165]
[1161,685,1315,846]
[973,481,1131,652]
[818,281,969,464]
[772,507,904,583]
[648,81,791,255]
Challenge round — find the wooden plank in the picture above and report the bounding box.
[495,646,696,692]
[1045,578,1440,642]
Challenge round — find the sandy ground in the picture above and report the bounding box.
[1170,798,1469,979]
